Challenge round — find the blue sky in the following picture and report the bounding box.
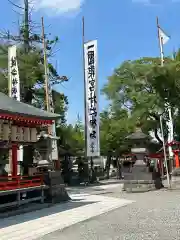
[1,0,180,124]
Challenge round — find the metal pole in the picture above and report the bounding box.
[24,0,29,53]
[160,115,170,188]
[157,16,174,170]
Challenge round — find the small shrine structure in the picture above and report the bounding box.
[0,92,70,210]
[126,128,149,173]
[0,92,59,178]
[123,127,154,192]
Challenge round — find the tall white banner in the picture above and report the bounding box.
[84,40,100,157]
[8,45,23,171]
[8,45,20,101]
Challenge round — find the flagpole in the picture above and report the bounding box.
[157,19,174,159]
[160,115,170,187]
[156,17,172,187]
[82,16,87,159]
[157,17,164,66]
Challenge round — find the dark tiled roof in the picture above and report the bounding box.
[0,92,59,120]
[126,129,148,140]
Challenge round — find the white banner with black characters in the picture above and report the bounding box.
[8,45,20,101]
[84,40,100,157]
[8,45,23,165]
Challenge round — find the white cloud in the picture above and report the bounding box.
[132,0,150,3]
[132,0,159,6]
[132,0,180,5]
[30,0,85,16]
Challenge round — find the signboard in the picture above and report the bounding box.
[84,40,100,157]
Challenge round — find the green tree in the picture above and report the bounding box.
[100,108,133,155]
[102,57,177,144]
[0,0,70,160]
[57,117,84,157]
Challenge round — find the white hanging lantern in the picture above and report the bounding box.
[31,128,37,142]
[11,125,17,141]
[24,127,30,142]
[19,127,24,142]
[3,124,10,141]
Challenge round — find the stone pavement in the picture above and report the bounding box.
[66,181,124,196]
[1,185,180,240]
[42,189,180,240]
[0,190,133,240]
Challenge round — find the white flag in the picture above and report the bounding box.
[159,27,170,45]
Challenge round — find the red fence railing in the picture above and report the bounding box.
[0,175,43,191]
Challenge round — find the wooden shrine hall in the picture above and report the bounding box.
[0,92,63,209]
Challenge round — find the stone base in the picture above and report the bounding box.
[123,180,155,193]
[172,167,180,176]
[124,164,152,181]
[44,171,71,203]
[123,160,155,193]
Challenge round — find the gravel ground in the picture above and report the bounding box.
[40,189,180,240]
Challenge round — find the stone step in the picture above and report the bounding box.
[125,183,155,193]
[123,180,154,184]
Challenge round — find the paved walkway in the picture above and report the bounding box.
[40,189,180,240]
[0,193,133,240]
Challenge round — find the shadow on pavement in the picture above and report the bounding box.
[0,200,96,229]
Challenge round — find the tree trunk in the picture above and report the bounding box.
[154,128,163,145]
[106,155,111,179]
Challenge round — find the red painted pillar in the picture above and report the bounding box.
[12,144,18,177]
[175,152,179,168]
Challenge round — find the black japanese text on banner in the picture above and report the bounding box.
[8,45,20,101]
[84,40,100,157]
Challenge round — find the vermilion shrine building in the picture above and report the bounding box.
[0,92,59,182]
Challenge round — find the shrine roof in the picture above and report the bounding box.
[126,128,149,140]
[0,92,59,120]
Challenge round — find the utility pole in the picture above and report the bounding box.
[41,17,59,167]
[41,17,50,113]
[41,16,52,139]
[24,0,29,53]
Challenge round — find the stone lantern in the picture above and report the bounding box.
[127,128,148,165]
[35,131,59,166]
[126,127,151,181]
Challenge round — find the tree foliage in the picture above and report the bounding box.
[57,116,84,156]
[0,0,71,156]
[102,54,180,149]
[100,108,133,156]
